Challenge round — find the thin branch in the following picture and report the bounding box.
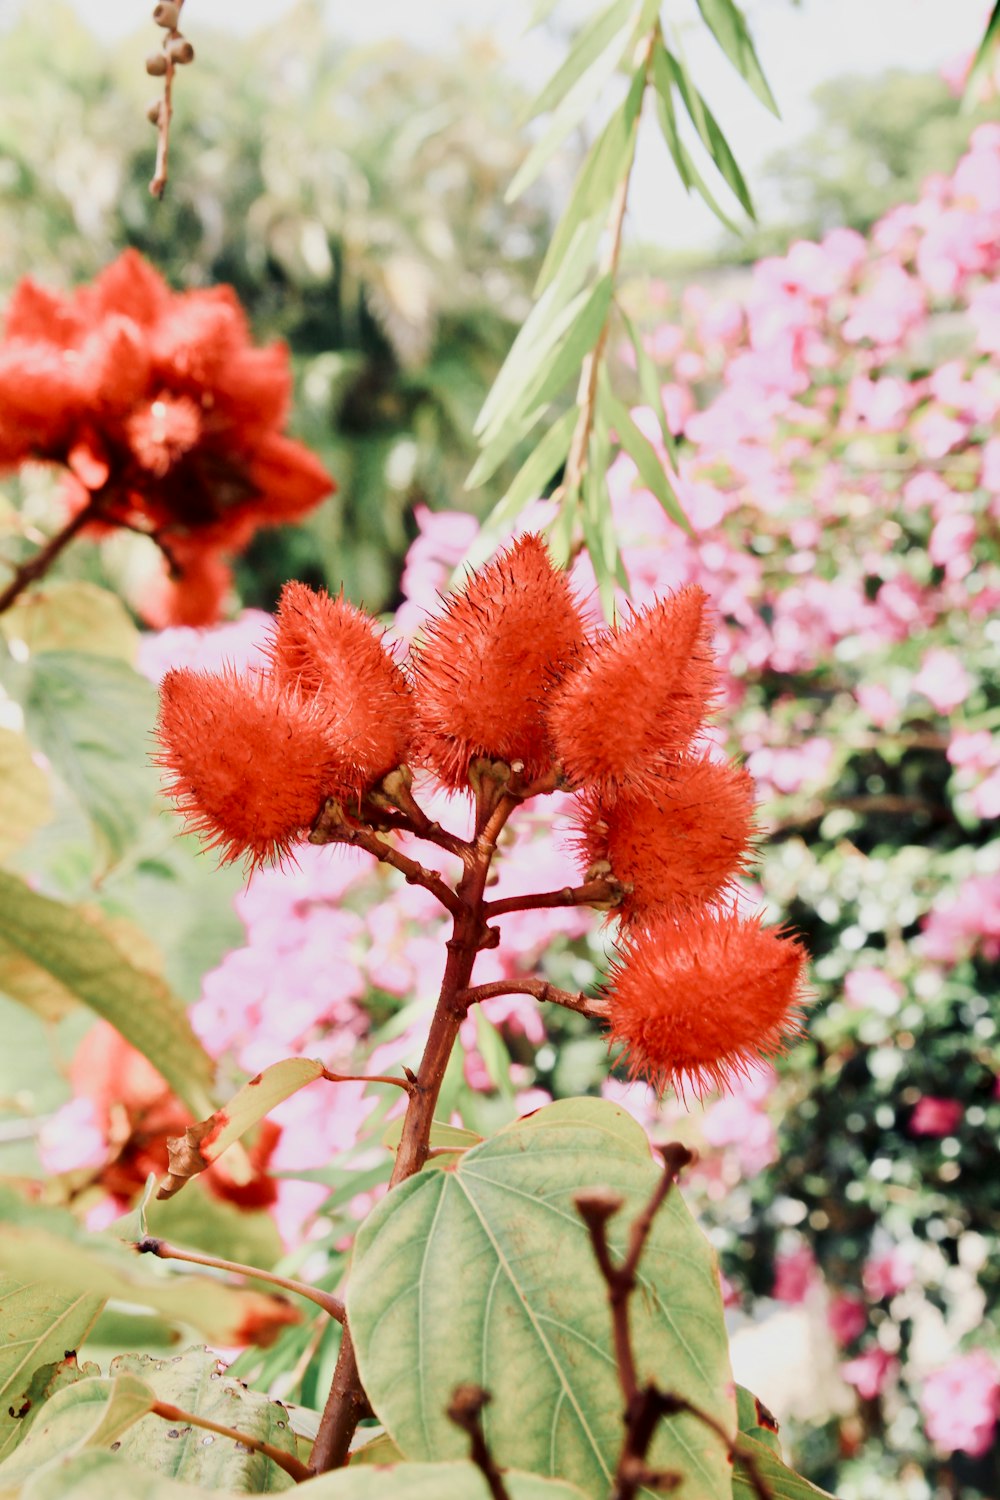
[150,1399,312,1483]
[148,0,189,198]
[366,770,472,860]
[321,1067,414,1094]
[483,876,622,920]
[310,799,464,918]
[0,499,99,616]
[447,1385,511,1500]
[456,977,609,1021]
[563,25,658,496]
[136,1237,345,1323]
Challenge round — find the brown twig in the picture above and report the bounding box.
[483,876,623,920]
[321,1068,414,1094]
[310,800,464,918]
[136,1237,345,1323]
[0,498,99,616]
[150,1399,312,1483]
[148,1,189,198]
[455,977,609,1021]
[447,1385,512,1500]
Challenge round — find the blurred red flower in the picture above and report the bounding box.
[0,250,334,623]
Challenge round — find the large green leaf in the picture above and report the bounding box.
[0,1375,154,1489]
[735,1385,781,1456]
[0,728,52,860]
[0,871,215,1117]
[0,1192,300,1350]
[694,0,779,115]
[348,1098,734,1499]
[0,583,139,663]
[110,1348,298,1492]
[0,1280,104,1462]
[15,651,159,871]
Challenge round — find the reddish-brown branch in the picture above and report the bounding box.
[321,1068,413,1094]
[310,800,464,918]
[150,1399,312,1483]
[456,977,609,1021]
[136,1237,345,1323]
[447,1385,512,1500]
[483,876,622,920]
[149,0,187,198]
[0,498,100,616]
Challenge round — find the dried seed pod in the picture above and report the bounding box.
[152,1,180,27]
[146,98,164,125]
[166,36,195,64]
[145,51,168,76]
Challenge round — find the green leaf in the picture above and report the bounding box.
[0,871,216,1118]
[650,48,739,233]
[0,1373,155,1487]
[601,384,692,534]
[0,583,139,663]
[733,1436,836,1499]
[535,65,646,296]
[475,220,600,440]
[735,1386,781,1456]
[617,304,677,461]
[382,1119,482,1156]
[14,651,159,872]
[0,1191,300,1351]
[694,0,779,115]
[963,0,1000,111]
[110,1347,299,1492]
[348,1431,404,1464]
[476,279,595,447]
[157,1057,328,1200]
[348,1099,734,1499]
[0,1283,103,1462]
[468,407,577,564]
[0,727,52,860]
[521,0,636,124]
[661,48,755,218]
[17,1451,211,1500]
[301,1461,589,1500]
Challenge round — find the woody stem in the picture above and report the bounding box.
[483,876,622,919]
[456,978,609,1021]
[136,1237,345,1322]
[0,497,100,616]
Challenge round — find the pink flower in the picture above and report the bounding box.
[843,968,903,1017]
[909,1096,963,1138]
[38,1097,108,1175]
[855,682,898,730]
[921,872,1000,963]
[969,281,1000,357]
[772,1245,818,1304]
[842,1348,898,1401]
[912,648,972,715]
[828,1294,866,1347]
[928,512,976,578]
[920,1351,1000,1457]
[863,1248,913,1301]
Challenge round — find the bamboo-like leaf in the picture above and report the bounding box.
[0,871,216,1119]
[547,486,579,566]
[520,0,636,124]
[617,304,677,460]
[963,0,1000,111]
[694,0,779,115]
[475,223,600,439]
[535,64,645,296]
[602,383,692,533]
[661,47,755,217]
[157,1058,328,1200]
[470,407,578,560]
[651,46,739,233]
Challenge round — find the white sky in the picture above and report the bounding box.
[56,0,994,247]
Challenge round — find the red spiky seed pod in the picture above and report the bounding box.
[411,533,588,788]
[155,666,339,871]
[267,581,412,799]
[606,908,808,1098]
[547,586,719,795]
[576,756,757,922]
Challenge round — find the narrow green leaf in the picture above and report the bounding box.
[508,41,634,204]
[733,1435,837,1498]
[471,407,577,560]
[963,0,1000,111]
[535,64,646,296]
[466,407,548,493]
[0,1282,104,1463]
[651,45,740,233]
[547,486,578,566]
[662,47,755,217]
[382,1118,482,1155]
[349,1099,734,1499]
[475,224,600,439]
[602,385,692,534]
[520,0,636,124]
[617,304,677,461]
[694,0,779,115]
[0,871,216,1118]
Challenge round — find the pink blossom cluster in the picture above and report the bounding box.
[919,1350,1000,1457]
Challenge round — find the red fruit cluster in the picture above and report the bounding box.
[0,250,334,624]
[155,533,806,1093]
